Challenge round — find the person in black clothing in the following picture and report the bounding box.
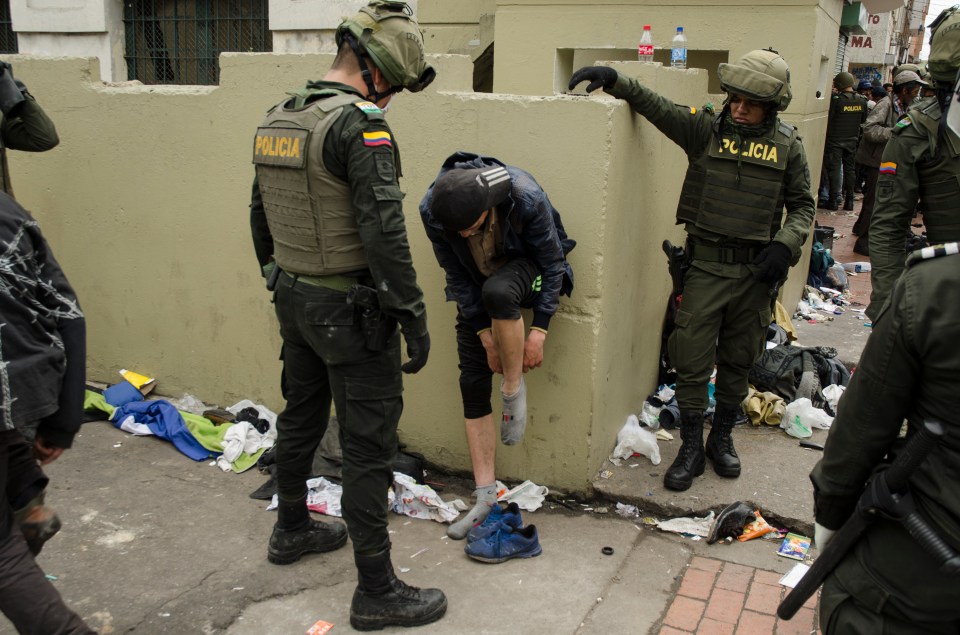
[0,192,93,634]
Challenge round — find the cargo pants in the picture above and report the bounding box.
[273,273,402,555]
[668,265,772,412]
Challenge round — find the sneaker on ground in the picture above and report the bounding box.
[464,524,542,563]
[467,502,523,543]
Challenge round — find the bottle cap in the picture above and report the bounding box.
[643,24,650,29]
[677,26,684,32]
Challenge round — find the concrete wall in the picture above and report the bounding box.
[10,52,716,493]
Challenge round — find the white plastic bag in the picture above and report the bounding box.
[638,401,661,429]
[611,415,661,465]
[822,384,846,412]
[782,398,834,438]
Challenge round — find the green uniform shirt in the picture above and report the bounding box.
[811,245,960,553]
[611,74,815,278]
[868,99,960,321]
[250,81,427,337]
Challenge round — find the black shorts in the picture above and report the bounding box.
[456,259,541,419]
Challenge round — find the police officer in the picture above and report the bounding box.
[249,2,446,630]
[569,50,814,492]
[811,238,960,632]
[819,72,867,211]
[0,61,58,198]
[852,69,927,257]
[866,7,960,323]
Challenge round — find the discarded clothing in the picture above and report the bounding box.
[656,511,715,538]
[111,399,215,461]
[741,387,786,426]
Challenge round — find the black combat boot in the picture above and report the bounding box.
[705,404,742,477]
[663,411,706,491]
[843,195,855,211]
[267,496,347,564]
[826,197,839,211]
[350,549,447,631]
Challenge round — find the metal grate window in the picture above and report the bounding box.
[0,0,17,54]
[124,0,270,85]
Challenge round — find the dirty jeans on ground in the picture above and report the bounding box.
[273,273,402,555]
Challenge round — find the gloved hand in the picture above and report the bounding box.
[814,522,836,550]
[401,332,430,374]
[752,241,792,284]
[568,66,619,94]
[0,61,25,116]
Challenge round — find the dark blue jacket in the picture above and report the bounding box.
[419,152,575,332]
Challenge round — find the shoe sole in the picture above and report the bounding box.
[663,459,705,491]
[267,532,348,565]
[705,448,741,478]
[465,544,543,564]
[350,597,448,631]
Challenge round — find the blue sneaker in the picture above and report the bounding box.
[464,524,542,563]
[467,502,523,543]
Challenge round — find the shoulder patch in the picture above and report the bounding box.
[895,116,912,129]
[354,100,382,115]
[362,130,393,148]
[906,242,960,267]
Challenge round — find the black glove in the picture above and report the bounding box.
[401,332,430,374]
[752,242,792,284]
[0,61,25,117]
[568,66,618,94]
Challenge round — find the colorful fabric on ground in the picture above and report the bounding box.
[879,162,897,175]
[111,400,216,461]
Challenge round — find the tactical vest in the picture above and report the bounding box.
[826,92,867,149]
[903,100,960,243]
[676,120,796,242]
[253,90,373,275]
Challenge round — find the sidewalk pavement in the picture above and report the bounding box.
[3,420,825,635]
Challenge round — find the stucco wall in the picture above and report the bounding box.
[10,46,814,493]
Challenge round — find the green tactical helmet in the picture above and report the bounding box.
[717,48,793,111]
[336,1,436,92]
[927,5,960,83]
[833,71,857,90]
[893,62,922,78]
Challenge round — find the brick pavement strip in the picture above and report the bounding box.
[659,558,821,634]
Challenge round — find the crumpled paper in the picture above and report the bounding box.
[656,511,716,538]
[496,479,550,511]
[390,473,466,523]
[267,476,343,517]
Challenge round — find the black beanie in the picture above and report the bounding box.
[430,166,512,231]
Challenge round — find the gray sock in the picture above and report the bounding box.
[447,483,498,540]
[501,377,527,445]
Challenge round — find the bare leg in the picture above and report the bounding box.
[492,318,524,394]
[447,414,498,539]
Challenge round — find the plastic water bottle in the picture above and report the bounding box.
[671,26,687,69]
[638,24,654,62]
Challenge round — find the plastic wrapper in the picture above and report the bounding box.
[737,509,774,541]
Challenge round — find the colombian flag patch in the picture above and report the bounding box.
[362,131,393,148]
[879,162,897,175]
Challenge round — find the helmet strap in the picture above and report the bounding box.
[344,33,399,103]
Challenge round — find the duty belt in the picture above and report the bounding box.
[688,241,764,264]
[283,270,357,293]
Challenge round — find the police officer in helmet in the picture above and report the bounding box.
[867,6,960,322]
[569,50,814,492]
[812,10,960,630]
[819,72,867,211]
[249,2,446,630]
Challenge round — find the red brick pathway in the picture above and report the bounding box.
[658,556,820,635]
